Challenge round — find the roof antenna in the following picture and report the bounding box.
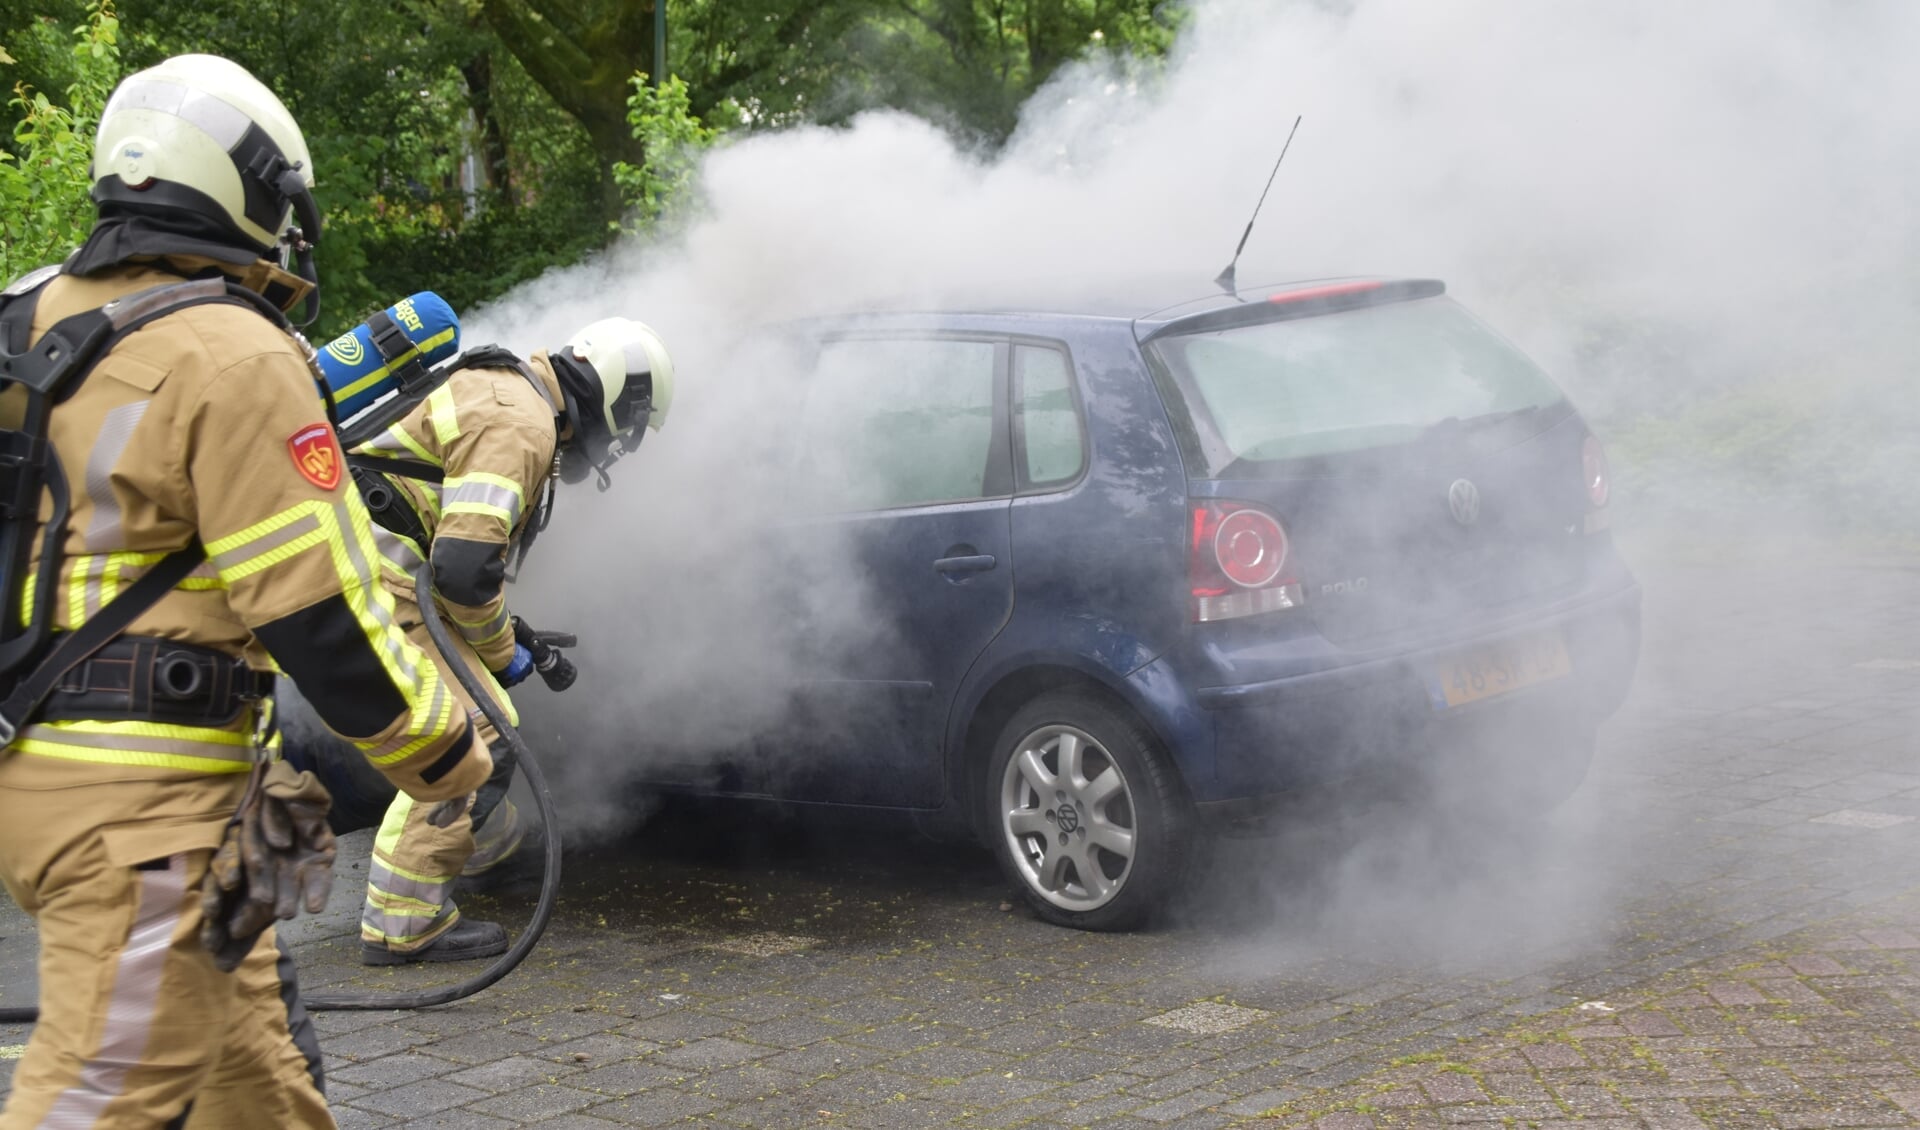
[1215,115,1302,297]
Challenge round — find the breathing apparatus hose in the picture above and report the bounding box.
[0,560,563,1023]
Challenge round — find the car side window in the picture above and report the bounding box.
[800,337,1001,511]
[1013,344,1084,488]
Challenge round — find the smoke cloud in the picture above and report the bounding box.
[451,0,1917,960]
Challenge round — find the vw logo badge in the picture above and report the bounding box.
[1447,479,1481,527]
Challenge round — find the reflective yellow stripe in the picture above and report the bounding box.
[206,506,328,581]
[452,604,512,648]
[443,501,513,523]
[381,423,438,465]
[444,471,524,498]
[362,675,457,767]
[209,494,463,771]
[413,480,443,521]
[427,385,460,445]
[47,719,254,745]
[361,908,459,946]
[374,791,414,858]
[367,860,452,907]
[366,894,443,918]
[14,720,258,774]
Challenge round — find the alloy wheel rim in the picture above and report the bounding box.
[1000,724,1137,912]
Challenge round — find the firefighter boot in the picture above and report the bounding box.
[360,916,507,965]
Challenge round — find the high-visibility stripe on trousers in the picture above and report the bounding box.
[358,604,521,954]
[0,766,334,1129]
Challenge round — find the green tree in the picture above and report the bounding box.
[612,72,722,234]
[0,0,119,281]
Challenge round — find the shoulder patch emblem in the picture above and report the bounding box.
[288,423,344,491]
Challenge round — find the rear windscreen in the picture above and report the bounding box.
[1147,296,1566,472]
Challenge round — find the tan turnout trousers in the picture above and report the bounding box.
[355,358,559,954]
[359,598,518,953]
[0,760,332,1129]
[0,260,486,1126]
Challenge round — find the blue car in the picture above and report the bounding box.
[665,276,1640,931]
[297,277,1642,932]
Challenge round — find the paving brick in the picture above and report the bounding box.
[648,1035,773,1069]
[349,1078,490,1119]
[468,1081,601,1120]
[1420,1073,1487,1105]
[443,1053,581,1092]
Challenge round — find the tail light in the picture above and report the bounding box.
[1189,502,1302,622]
[1582,434,1611,532]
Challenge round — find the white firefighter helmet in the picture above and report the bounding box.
[551,317,674,487]
[91,54,320,255]
[564,317,675,437]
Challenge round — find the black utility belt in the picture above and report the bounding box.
[37,635,273,727]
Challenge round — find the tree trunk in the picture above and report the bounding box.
[478,0,655,174]
[459,51,513,201]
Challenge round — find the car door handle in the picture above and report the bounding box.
[933,554,997,575]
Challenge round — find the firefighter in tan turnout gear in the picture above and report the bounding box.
[0,55,489,1128]
[347,316,674,964]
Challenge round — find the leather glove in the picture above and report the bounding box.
[200,760,337,972]
[495,644,534,689]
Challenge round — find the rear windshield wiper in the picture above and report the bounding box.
[1419,404,1547,441]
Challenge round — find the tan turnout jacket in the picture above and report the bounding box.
[1,262,486,803]
[353,354,562,673]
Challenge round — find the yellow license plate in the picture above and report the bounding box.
[1431,630,1572,709]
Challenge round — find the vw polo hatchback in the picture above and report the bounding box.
[673,277,1641,930]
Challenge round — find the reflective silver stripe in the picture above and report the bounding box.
[103,78,252,151]
[371,526,425,571]
[84,401,151,551]
[18,725,258,766]
[81,554,108,620]
[360,677,448,762]
[456,604,511,645]
[38,854,188,1128]
[365,859,450,905]
[361,907,451,945]
[207,511,323,574]
[361,430,419,456]
[443,478,523,527]
[97,278,227,330]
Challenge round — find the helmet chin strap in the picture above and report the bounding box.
[275,167,322,328]
[286,230,318,328]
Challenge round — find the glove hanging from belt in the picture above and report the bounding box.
[200,759,337,972]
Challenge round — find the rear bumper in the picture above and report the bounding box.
[1177,576,1642,805]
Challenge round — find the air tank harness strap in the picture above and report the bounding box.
[365,309,438,395]
[0,545,202,744]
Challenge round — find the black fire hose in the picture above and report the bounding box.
[0,560,561,1023]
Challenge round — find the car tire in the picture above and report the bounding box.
[984,690,1192,931]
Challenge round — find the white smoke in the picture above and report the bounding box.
[466,0,1919,953]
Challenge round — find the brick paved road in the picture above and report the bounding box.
[5,533,1919,1127]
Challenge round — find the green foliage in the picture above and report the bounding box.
[0,0,1182,334]
[611,73,722,234]
[0,0,119,281]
